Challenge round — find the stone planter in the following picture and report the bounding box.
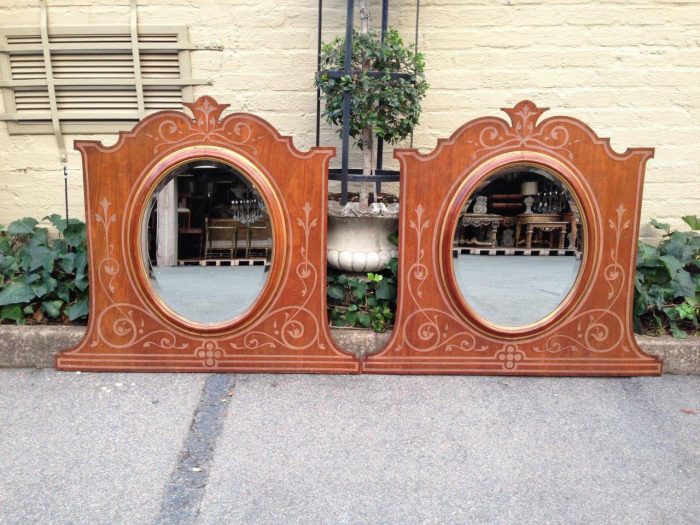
[329,326,393,360]
[327,201,399,272]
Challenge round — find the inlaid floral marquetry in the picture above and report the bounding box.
[362,100,661,376]
[57,97,660,376]
[56,96,359,373]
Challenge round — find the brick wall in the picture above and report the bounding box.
[1,0,698,241]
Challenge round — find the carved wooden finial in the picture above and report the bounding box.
[183,95,230,130]
[501,100,549,136]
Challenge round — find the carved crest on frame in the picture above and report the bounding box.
[57,96,359,373]
[362,101,661,375]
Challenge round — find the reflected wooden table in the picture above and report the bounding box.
[562,210,581,250]
[515,213,568,249]
[460,213,502,247]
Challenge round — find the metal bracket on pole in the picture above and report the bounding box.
[63,166,69,221]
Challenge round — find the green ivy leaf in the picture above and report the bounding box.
[41,300,64,319]
[351,281,367,300]
[59,252,76,273]
[43,214,67,234]
[0,304,23,322]
[650,218,670,233]
[327,285,345,300]
[681,215,700,230]
[376,280,396,301]
[64,222,86,247]
[68,295,89,321]
[28,245,57,272]
[7,217,38,235]
[31,280,50,298]
[0,281,35,306]
[670,269,696,299]
[358,313,372,328]
[387,257,398,277]
[345,310,358,326]
[669,323,688,339]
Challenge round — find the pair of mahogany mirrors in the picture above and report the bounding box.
[56,96,662,376]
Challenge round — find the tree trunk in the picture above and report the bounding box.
[360,128,372,207]
[358,0,372,208]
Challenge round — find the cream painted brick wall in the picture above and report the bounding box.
[1,0,698,242]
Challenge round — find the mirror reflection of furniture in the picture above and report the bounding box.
[244,218,273,259]
[204,217,241,259]
[177,227,203,260]
[460,213,502,247]
[177,207,191,228]
[455,166,581,253]
[515,213,568,249]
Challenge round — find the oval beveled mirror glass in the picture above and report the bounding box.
[142,159,273,324]
[452,164,584,328]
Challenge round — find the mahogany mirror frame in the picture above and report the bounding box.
[363,101,662,376]
[56,96,359,373]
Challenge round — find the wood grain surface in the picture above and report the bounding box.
[56,96,359,372]
[362,100,661,375]
[56,98,660,375]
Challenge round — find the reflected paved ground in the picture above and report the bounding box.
[454,254,581,326]
[0,370,698,524]
[152,265,268,323]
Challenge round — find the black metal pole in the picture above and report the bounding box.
[380,0,389,41]
[315,0,322,148]
[63,165,69,221]
[340,0,354,205]
[375,0,389,196]
[410,0,420,149]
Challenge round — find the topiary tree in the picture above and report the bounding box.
[316,27,428,208]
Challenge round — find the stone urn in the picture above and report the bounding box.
[327,201,399,272]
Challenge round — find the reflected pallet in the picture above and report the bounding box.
[452,247,579,257]
[177,258,269,267]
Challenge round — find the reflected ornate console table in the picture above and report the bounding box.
[460,213,501,247]
[515,213,568,249]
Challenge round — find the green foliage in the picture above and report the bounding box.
[0,215,88,325]
[316,29,428,149]
[634,215,700,338]
[327,258,397,333]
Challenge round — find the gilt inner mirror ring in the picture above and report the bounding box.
[126,147,284,330]
[442,156,596,335]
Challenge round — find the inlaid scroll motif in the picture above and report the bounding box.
[398,205,489,354]
[89,198,189,351]
[229,202,325,352]
[146,96,263,155]
[470,101,576,161]
[533,205,630,354]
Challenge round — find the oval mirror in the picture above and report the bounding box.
[451,164,584,328]
[142,159,273,324]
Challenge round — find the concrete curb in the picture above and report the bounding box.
[0,325,697,374]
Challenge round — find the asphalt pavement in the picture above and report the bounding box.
[1,370,698,525]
